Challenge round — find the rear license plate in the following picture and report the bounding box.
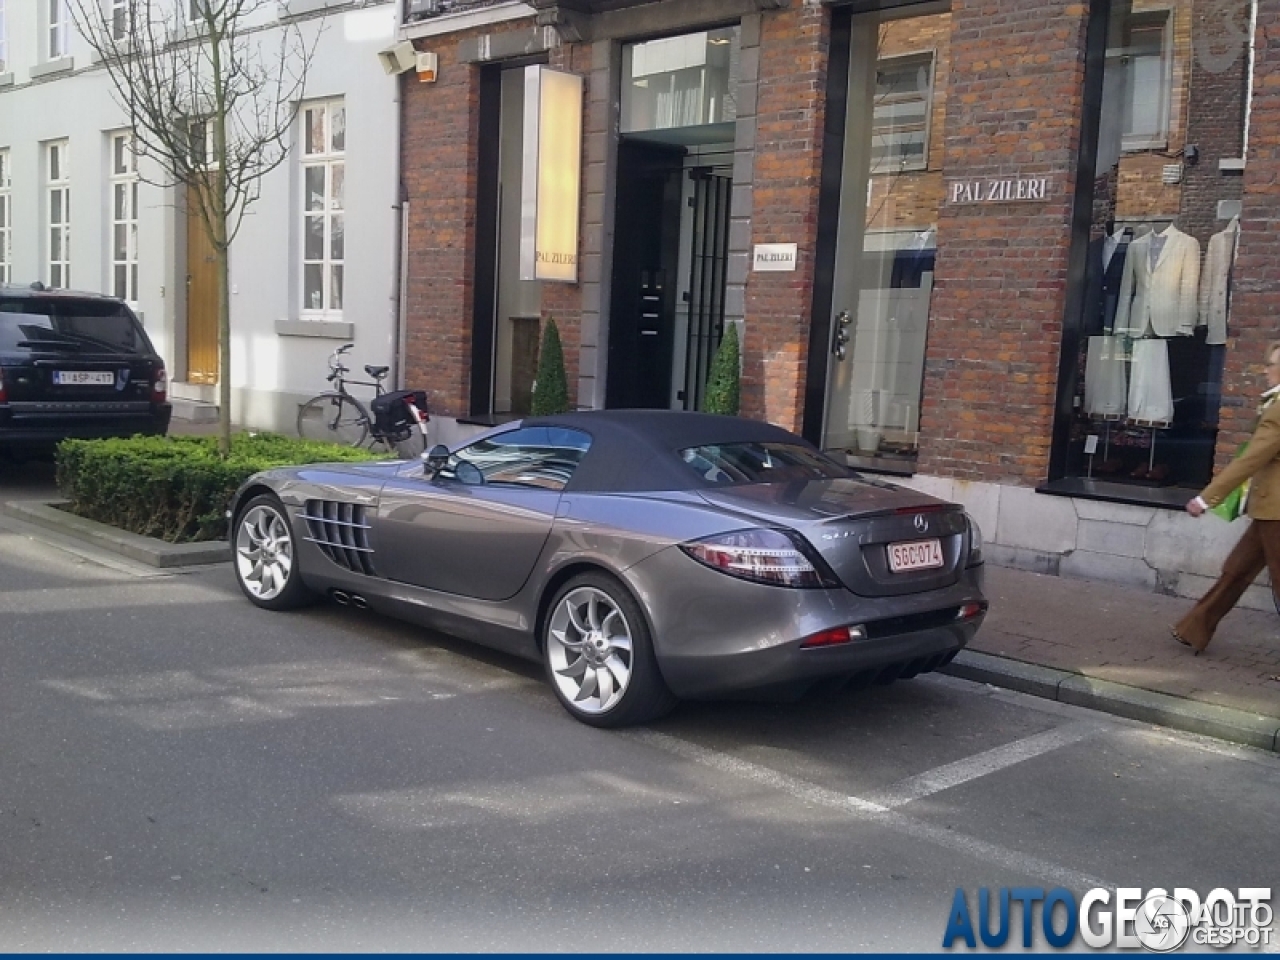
[888,538,944,573]
[53,371,115,386]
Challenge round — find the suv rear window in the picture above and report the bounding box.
[680,442,851,486]
[0,299,151,355]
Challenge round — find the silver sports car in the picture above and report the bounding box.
[228,410,987,727]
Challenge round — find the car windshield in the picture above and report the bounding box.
[0,299,150,355]
[680,441,851,486]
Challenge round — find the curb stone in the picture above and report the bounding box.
[2,500,229,568]
[943,649,1280,753]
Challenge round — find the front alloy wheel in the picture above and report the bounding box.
[543,573,675,727]
[233,495,313,610]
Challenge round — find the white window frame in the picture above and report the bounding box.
[1116,9,1174,152]
[48,0,69,60]
[0,0,9,74]
[46,140,71,289]
[0,149,11,286]
[109,0,130,42]
[300,99,346,317]
[109,131,139,303]
[871,51,936,174]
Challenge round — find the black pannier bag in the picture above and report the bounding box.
[371,389,429,438]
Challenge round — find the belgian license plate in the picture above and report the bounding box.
[53,370,115,386]
[888,538,944,573]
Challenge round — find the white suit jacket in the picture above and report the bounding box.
[1198,219,1238,346]
[1114,226,1202,338]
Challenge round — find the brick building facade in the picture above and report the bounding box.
[395,0,1278,607]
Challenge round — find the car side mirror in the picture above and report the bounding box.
[424,443,450,475]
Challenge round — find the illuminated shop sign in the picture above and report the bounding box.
[520,65,584,283]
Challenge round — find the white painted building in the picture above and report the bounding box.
[0,0,404,432]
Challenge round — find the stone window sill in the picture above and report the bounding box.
[31,57,74,79]
[276,317,354,340]
[0,73,13,87]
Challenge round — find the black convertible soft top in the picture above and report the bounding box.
[520,409,816,493]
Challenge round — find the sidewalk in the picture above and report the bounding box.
[948,563,1280,748]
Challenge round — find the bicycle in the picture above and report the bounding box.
[296,343,430,458]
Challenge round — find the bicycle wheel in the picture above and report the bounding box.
[393,429,428,460]
[297,393,369,447]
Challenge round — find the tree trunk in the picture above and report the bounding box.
[216,240,232,457]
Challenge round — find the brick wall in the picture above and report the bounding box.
[401,17,586,418]
[401,29,488,418]
[916,0,1091,484]
[741,3,829,431]
[1216,2,1280,459]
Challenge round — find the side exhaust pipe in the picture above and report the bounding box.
[332,590,351,606]
[350,595,369,610]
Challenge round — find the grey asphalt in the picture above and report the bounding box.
[1,493,1277,951]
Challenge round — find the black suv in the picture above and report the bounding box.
[0,284,171,456]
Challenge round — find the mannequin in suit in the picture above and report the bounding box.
[1084,224,1133,417]
[1198,216,1239,346]
[1117,222,1201,425]
[1114,222,1202,338]
[1084,224,1132,335]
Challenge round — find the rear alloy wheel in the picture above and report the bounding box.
[543,572,675,727]
[233,494,314,610]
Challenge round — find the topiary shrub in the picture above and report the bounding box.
[55,433,383,544]
[531,317,571,416]
[701,321,741,416]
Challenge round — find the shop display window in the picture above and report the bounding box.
[819,6,951,474]
[1050,0,1252,507]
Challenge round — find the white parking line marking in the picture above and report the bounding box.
[628,728,1110,891]
[865,722,1106,809]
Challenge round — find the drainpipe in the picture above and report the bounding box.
[391,38,408,390]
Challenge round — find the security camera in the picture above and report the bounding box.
[378,40,417,76]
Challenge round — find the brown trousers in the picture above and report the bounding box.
[1175,519,1280,651]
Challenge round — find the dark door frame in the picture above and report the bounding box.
[801,5,853,445]
[470,55,549,421]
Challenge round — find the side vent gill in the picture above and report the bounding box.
[302,500,376,576]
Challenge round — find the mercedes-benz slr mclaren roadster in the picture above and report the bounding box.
[228,410,987,727]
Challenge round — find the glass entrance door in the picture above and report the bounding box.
[822,5,951,473]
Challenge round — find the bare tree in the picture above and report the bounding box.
[71,0,320,454]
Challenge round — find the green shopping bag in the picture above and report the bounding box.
[1210,443,1250,522]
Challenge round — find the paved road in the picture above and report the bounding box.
[0,506,1277,951]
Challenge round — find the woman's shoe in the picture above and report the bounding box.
[1170,627,1202,656]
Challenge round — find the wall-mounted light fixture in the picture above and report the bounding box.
[520,65,584,284]
[378,40,417,76]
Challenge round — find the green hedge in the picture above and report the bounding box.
[56,433,383,544]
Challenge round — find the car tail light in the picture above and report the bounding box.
[965,515,984,567]
[680,528,839,589]
[956,601,988,620]
[151,367,167,403]
[799,624,868,649]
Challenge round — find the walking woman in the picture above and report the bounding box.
[1173,341,1280,653]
